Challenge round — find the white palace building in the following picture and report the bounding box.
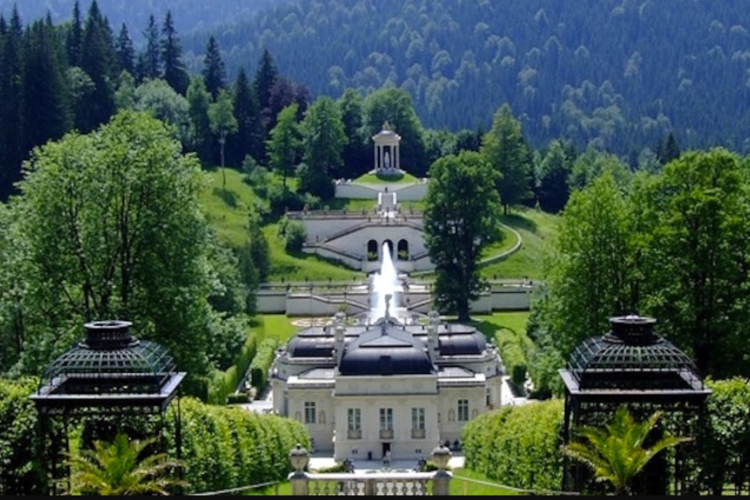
[271,302,505,461]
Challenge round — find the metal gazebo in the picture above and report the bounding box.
[29,320,186,495]
[559,315,711,495]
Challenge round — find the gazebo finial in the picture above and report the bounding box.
[383,120,391,131]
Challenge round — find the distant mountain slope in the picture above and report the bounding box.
[180,0,750,156]
[0,0,289,42]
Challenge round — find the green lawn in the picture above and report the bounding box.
[264,223,362,282]
[199,167,259,248]
[250,314,302,344]
[354,171,419,185]
[480,206,558,280]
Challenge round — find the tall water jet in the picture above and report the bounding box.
[371,242,400,321]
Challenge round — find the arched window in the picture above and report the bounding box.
[319,410,326,424]
[397,239,409,261]
[367,240,378,261]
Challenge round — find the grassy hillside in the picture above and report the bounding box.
[199,168,363,281]
[199,168,556,282]
[480,207,558,280]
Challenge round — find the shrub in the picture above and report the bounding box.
[698,378,750,495]
[168,397,309,494]
[226,392,250,405]
[284,220,307,252]
[249,338,279,390]
[0,378,44,495]
[207,331,258,405]
[462,400,564,491]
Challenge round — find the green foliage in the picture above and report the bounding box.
[250,338,279,390]
[363,87,428,176]
[133,78,189,140]
[267,103,300,196]
[68,432,185,496]
[299,96,346,199]
[424,151,502,320]
[698,378,750,495]
[563,406,692,496]
[462,400,564,491]
[0,378,44,495]
[481,104,533,214]
[169,397,309,494]
[3,111,214,391]
[207,330,258,405]
[281,219,307,253]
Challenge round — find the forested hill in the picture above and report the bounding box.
[0,0,288,42]
[180,0,750,156]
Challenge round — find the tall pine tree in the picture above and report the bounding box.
[77,0,116,133]
[253,48,278,133]
[227,67,264,166]
[22,20,72,153]
[140,14,160,81]
[65,0,82,67]
[160,11,188,95]
[202,35,225,100]
[115,23,134,76]
[0,7,24,201]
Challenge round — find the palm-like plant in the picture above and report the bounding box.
[563,406,692,495]
[67,432,186,496]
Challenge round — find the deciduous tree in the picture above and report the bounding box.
[424,151,502,321]
[299,95,346,199]
[3,111,214,389]
[481,104,533,214]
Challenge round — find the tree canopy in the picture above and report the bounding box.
[0,111,216,391]
[423,150,502,321]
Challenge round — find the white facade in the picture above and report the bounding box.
[271,312,504,461]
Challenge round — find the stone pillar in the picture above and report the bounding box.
[334,311,346,364]
[427,310,440,359]
[288,444,310,496]
[431,445,452,496]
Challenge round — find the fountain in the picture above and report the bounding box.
[370,242,402,322]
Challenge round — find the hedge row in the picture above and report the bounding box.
[249,338,278,390]
[461,400,564,491]
[699,378,750,495]
[0,378,44,496]
[207,331,258,405]
[168,397,310,494]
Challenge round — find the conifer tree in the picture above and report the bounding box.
[141,14,160,81]
[186,75,213,164]
[65,0,82,67]
[253,48,278,131]
[78,0,116,132]
[227,66,264,166]
[0,6,24,201]
[202,35,225,100]
[22,21,72,152]
[115,23,134,76]
[160,11,188,95]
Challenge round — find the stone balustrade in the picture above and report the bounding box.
[289,444,453,496]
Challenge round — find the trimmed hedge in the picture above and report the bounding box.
[249,338,278,390]
[0,378,44,496]
[207,331,258,405]
[462,400,564,491]
[168,397,309,494]
[698,378,750,495]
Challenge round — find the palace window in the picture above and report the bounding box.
[304,402,316,424]
[348,408,361,431]
[458,399,469,422]
[412,407,425,430]
[380,408,393,430]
